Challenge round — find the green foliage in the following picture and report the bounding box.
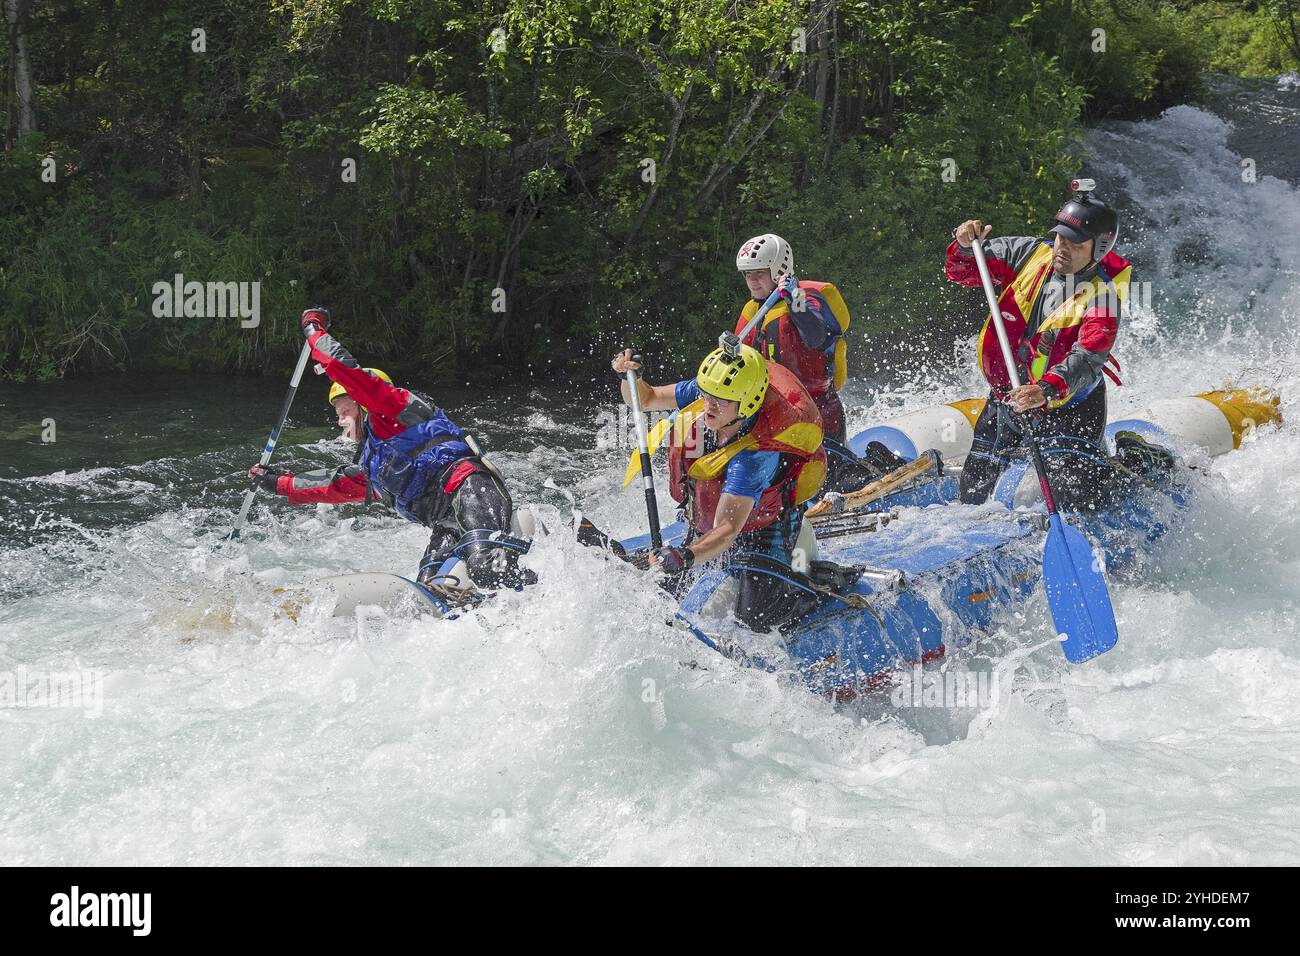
[0,0,1257,382]
[1039,0,1208,119]
[1186,1,1300,76]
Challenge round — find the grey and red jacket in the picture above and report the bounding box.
[945,235,1124,403]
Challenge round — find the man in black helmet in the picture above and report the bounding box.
[944,180,1144,509]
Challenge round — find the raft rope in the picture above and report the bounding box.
[452,528,533,557]
[416,574,483,608]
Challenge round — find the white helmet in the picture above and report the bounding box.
[735,233,794,284]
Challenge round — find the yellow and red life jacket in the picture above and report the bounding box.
[667,363,826,536]
[976,243,1130,408]
[736,280,851,401]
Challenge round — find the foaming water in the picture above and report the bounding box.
[3,84,1300,864]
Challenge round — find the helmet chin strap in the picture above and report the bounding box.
[349,410,370,442]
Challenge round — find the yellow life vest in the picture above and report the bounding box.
[738,280,851,393]
[977,243,1131,408]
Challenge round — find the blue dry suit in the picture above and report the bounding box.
[358,408,474,525]
[354,404,531,590]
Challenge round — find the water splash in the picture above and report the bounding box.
[3,91,1300,864]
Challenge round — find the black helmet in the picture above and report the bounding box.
[1051,178,1119,264]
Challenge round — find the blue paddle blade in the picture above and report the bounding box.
[1041,513,1119,663]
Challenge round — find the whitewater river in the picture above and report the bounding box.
[2,76,1298,865]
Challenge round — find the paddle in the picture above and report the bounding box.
[736,283,786,344]
[970,238,1118,663]
[229,338,314,539]
[805,452,940,520]
[624,354,663,549]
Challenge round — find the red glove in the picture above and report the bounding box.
[301,307,330,335]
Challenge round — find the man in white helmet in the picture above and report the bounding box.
[733,234,898,492]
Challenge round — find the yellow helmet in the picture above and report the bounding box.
[696,342,768,418]
[328,368,393,406]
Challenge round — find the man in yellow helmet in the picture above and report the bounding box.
[610,339,825,630]
[248,308,533,591]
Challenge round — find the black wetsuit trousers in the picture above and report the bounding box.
[958,383,1119,511]
[666,513,818,632]
[416,471,522,588]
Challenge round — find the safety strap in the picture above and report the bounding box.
[452,528,532,557]
[356,420,375,507]
[781,467,797,542]
[1102,361,1123,387]
[463,433,505,485]
[758,317,779,367]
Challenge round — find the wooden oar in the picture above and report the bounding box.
[806,453,938,520]
[970,238,1118,664]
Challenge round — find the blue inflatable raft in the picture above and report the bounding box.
[620,389,1281,700]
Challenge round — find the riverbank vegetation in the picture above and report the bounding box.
[2,0,1296,382]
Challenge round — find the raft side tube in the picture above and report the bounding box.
[1104,388,1281,457]
[850,389,1279,471]
[319,572,452,617]
[620,520,689,554]
[848,400,985,464]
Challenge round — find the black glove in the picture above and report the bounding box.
[654,545,694,574]
[301,307,330,335]
[248,465,282,494]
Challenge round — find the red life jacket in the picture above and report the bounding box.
[736,280,850,402]
[667,363,826,536]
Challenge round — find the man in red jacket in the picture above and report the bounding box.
[945,182,1134,509]
[734,233,903,491]
[248,308,532,591]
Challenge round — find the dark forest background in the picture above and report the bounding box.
[2,0,1297,382]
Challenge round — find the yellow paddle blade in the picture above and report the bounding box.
[623,417,676,486]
